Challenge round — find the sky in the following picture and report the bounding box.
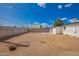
[0,3,79,27]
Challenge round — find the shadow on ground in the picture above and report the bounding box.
[0,32,30,47]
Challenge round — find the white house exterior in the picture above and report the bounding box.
[50,26,62,34]
[63,22,79,37]
[50,22,79,37]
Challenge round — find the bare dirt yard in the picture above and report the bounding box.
[0,33,79,56]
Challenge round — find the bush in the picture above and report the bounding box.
[8,44,17,51]
[40,40,47,44]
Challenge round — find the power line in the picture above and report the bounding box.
[0,16,21,27]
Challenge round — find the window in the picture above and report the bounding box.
[64,26,66,30]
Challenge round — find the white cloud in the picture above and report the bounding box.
[41,23,47,26]
[68,18,79,23]
[61,17,67,21]
[58,4,72,9]
[37,3,46,8]
[41,23,48,28]
[64,4,72,7]
[58,5,63,9]
[33,22,39,25]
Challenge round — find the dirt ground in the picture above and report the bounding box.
[0,33,79,56]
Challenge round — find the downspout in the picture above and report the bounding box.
[61,25,63,35]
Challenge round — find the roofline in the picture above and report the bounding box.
[63,22,79,26]
[51,22,79,28]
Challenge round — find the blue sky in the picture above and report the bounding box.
[0,3,79,27]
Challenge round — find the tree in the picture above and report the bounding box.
[40,25,42,29]
[53,19,64,27]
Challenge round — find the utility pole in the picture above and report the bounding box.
[75,23,77,37]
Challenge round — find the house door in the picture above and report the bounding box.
[56,26,62,34]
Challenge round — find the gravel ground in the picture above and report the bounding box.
[0,33,79,56]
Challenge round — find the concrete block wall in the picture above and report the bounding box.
[0,27,27,38]
[28,28,50,33]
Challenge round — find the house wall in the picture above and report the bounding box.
[76,25,79,37]
[62,25,76,36]
[51,28,56,34]
[62,23,79,37]
[56,26,62,34]
[50,26,62,34]
[51,23,79,37]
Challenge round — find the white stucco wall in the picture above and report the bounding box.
[76,25,79,37]
[52,28,56,34]
[63,26,75,36]
[62,23,79,37]
[51,23,79,37]
[50,26,62,34]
